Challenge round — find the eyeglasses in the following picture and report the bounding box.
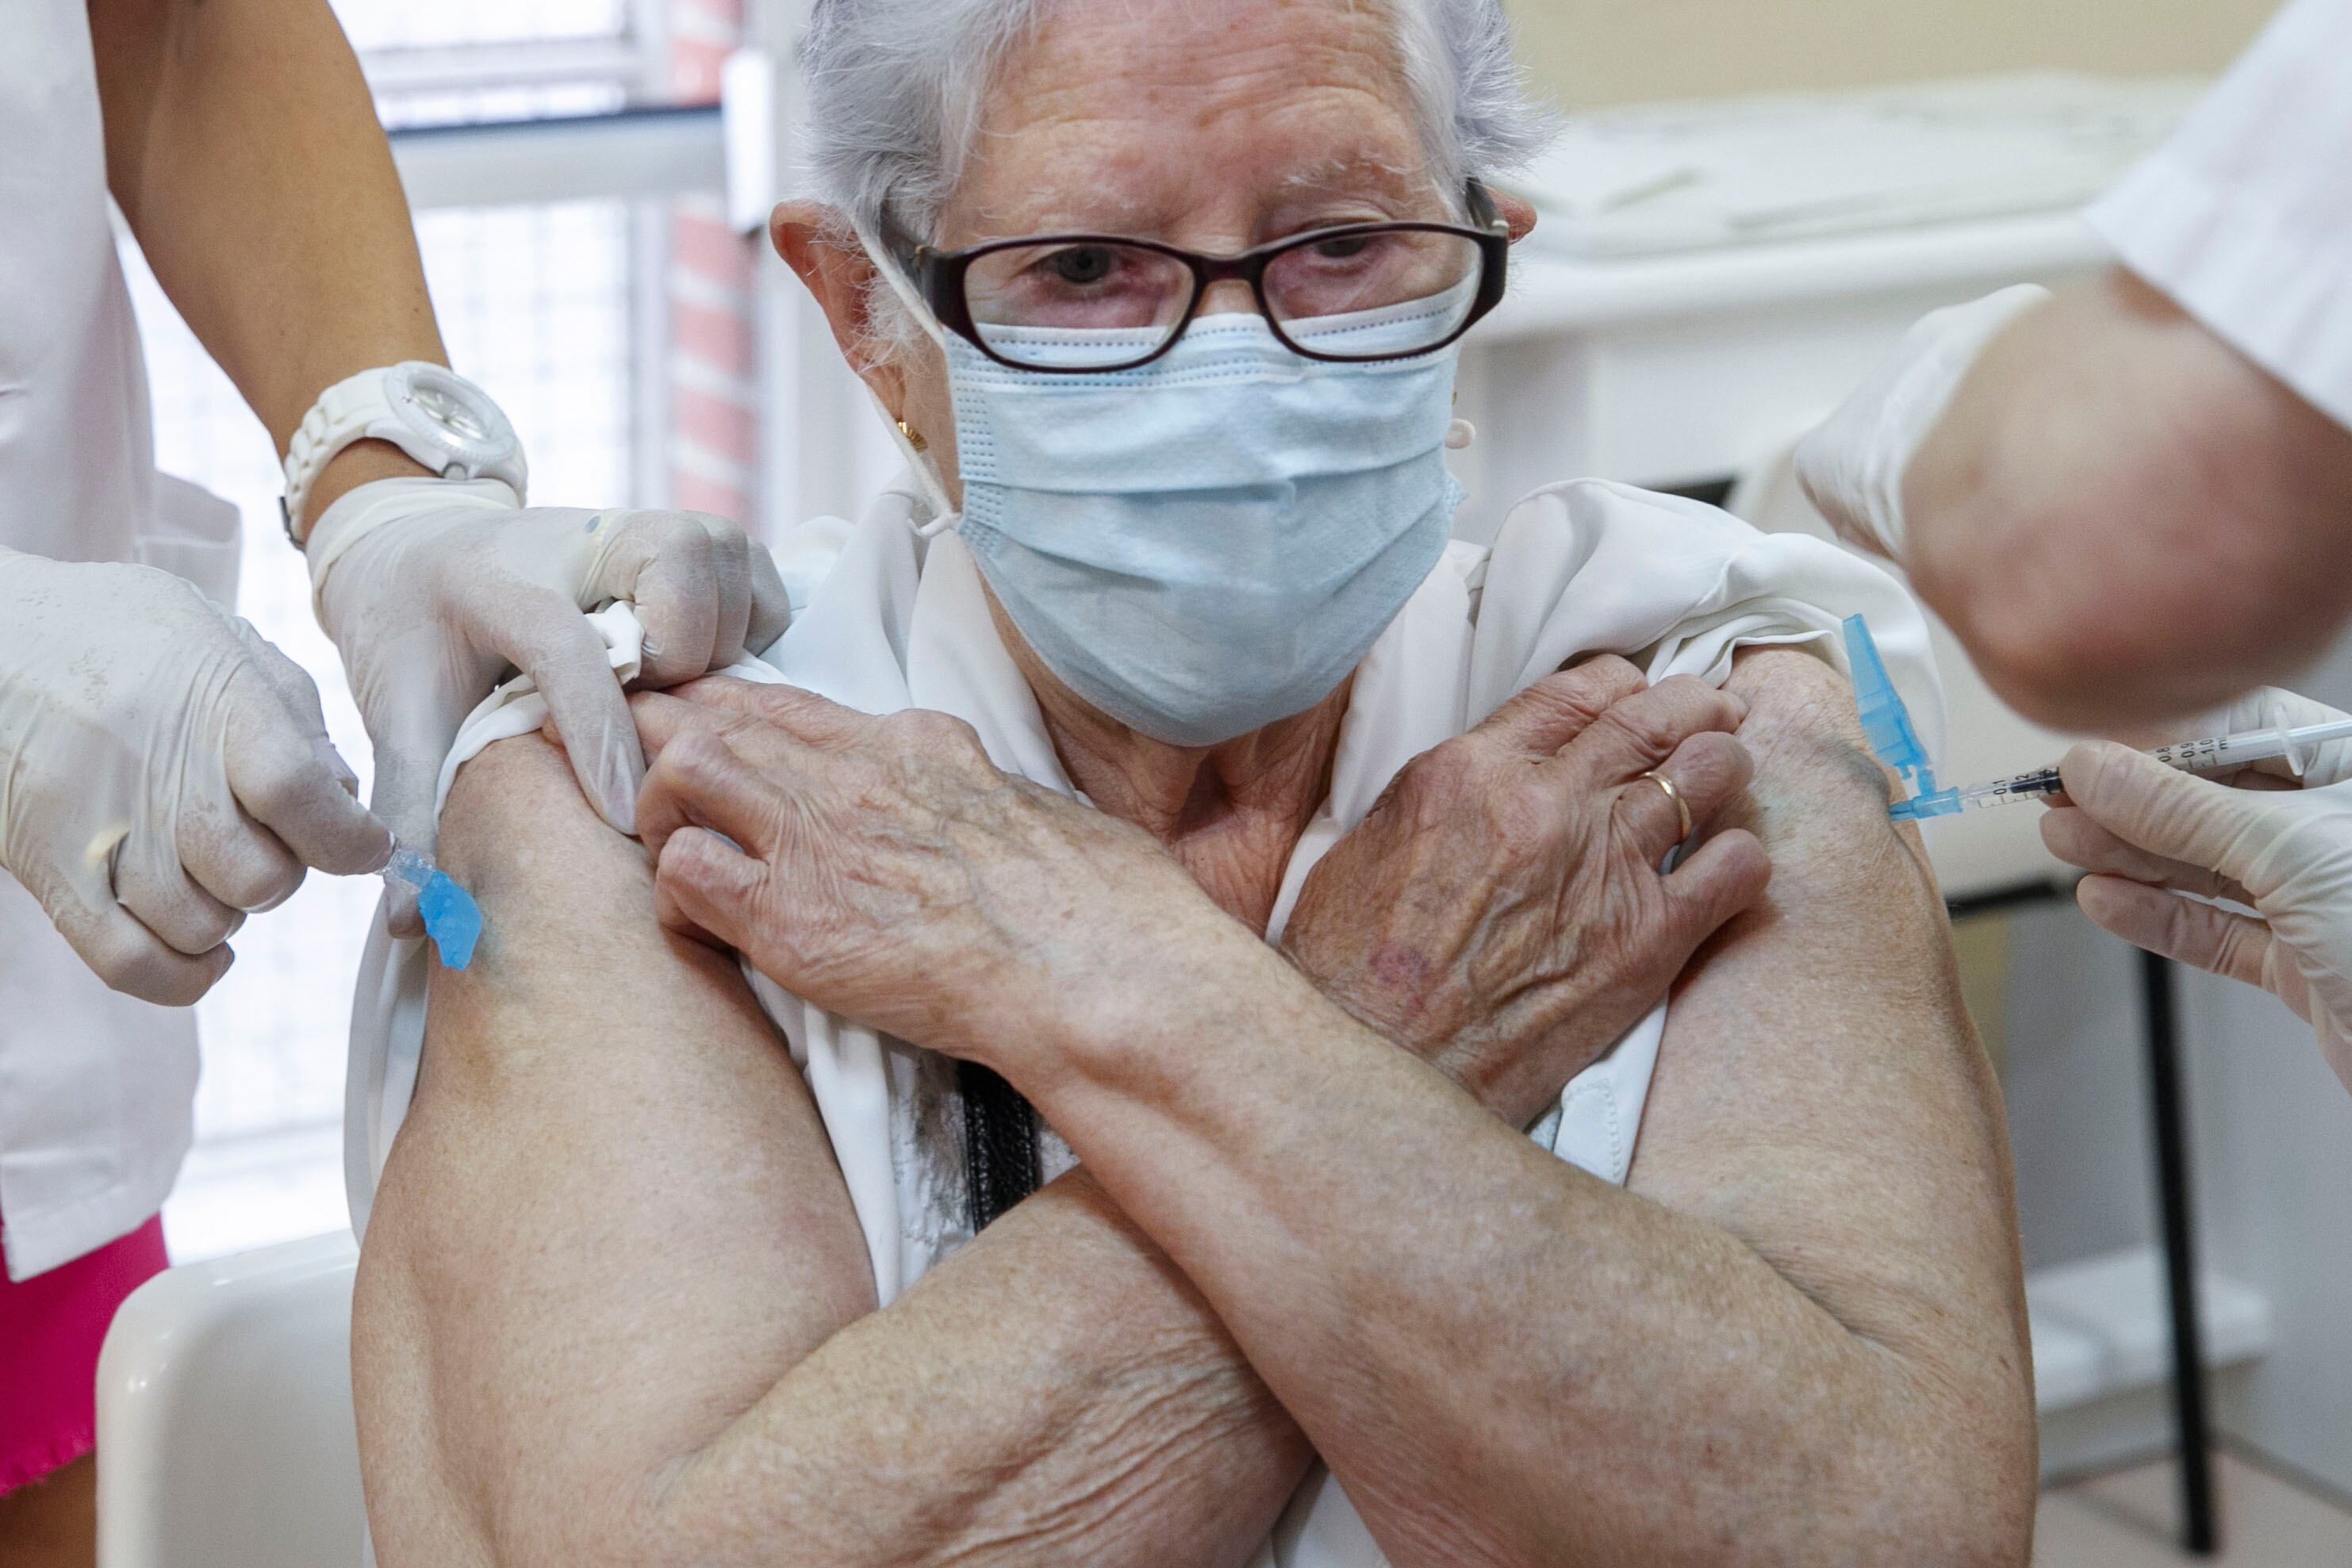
[894,181,1511,374]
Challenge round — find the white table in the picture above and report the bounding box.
[1453,210,2111,526]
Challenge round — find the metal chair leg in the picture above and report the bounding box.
[2141,948,2218,1555]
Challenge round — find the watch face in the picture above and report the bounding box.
[389,363,519,479]
[410,381,494,443]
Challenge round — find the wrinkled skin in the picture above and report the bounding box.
[630,665,1766,1110]
[1281,657,1770,1125]
[631,680,1219,1076]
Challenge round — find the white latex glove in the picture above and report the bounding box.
[309,477,788,930]
[2042,687,2352,1095]
[0,549,391,1004]
[1794,284,2051,560]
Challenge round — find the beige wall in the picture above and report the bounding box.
[1505,0,2286,110]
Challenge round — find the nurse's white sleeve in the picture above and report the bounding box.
[2086,0,2352,432]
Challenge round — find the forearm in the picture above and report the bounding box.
[381,1043,1303,1568]
[1017,945,1924,1565]
[659,1169,1310,1568]
[89,0,441,518]
[366,735,1301,1568]
[1014,655,2033,1566]
[1903,266,2352,730]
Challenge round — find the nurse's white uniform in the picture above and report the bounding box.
[349,470,1940,1566]
[0,0,243,1282]
[2088,0,2352,433]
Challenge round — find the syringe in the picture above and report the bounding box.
[1893,709,2352,822]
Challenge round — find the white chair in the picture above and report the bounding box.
[95,1231,366,1568]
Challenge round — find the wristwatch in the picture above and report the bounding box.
[280,362,528,546]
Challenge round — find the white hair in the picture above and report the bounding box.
[797,0,1556,246]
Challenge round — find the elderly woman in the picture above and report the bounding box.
[345,1,2036,1563]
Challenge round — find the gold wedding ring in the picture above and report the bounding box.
[1640,769,1693,842]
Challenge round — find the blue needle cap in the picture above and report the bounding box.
[1843,615,1959,820]
[385,846,485,969]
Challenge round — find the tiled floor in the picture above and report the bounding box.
[2037,1451,2352,1564]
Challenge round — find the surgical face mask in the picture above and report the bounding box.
[929,294,1467,747]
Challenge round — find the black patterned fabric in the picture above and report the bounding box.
[958,1060,1038,1230]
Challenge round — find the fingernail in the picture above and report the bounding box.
[316,736,360,795]
[603,752,641,837]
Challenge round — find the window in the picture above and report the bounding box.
[135,0,757,1260]
[340,0,631,54]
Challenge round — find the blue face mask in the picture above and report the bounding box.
[938,301,1467,748]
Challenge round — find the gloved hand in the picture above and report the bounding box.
[2043,687,2352,1095]
[1794,284,2051,560]
[309,477,788,930]
[0,549,391,1004]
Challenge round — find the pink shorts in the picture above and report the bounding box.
[0,1211,167,1497]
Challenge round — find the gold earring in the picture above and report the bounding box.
[896,419,928,454]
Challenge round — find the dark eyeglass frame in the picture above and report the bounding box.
[890,180,1511,374]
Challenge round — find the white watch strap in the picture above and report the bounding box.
[281,362,528,546]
